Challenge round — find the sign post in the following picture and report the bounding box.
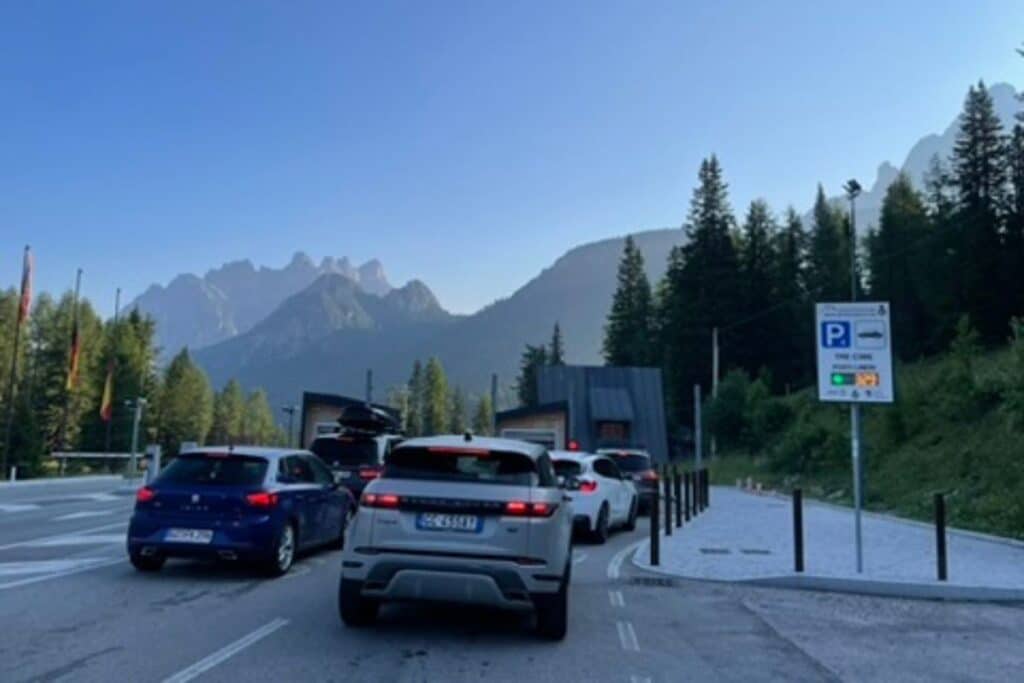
[815,302,894,573]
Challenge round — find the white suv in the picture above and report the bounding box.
[339,435,573,639]
[551,451,638,543]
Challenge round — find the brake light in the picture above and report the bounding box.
[642,470,659,481]
[358,467,382,480]
[567,439,580,451]
[136,486,156,503]
[579,480,598,494]
[504,501,558,517]
[361,492,400,509]
[245,491,279,508]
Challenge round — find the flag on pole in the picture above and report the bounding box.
[17,247,32,325]
[66,273,82,391]
[100,361,114,422]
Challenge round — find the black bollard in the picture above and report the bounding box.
[935,493,947,582]
[650,481,660,566]
[705,468,711,508]
[793,488,804,573]
[698,469,705,512]
[663,468,673,537]
[674,471,683,528]
[684,471,691,522]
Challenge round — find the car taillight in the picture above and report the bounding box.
[579,480,598,494]
[642,469,659,481]
[245,491,279,508]
[358,467,382,480]
[504,501,558,517]
[361,492,400,509]
[136,486,156,503]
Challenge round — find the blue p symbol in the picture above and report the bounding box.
[821,321,851,348]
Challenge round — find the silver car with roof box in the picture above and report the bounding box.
[338,434,573,639]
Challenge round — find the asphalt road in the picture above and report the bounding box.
[2,478,1023,682]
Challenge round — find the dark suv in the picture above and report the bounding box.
[309,404,403,503]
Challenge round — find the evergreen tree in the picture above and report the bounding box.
[602,236,653,366]
[867,173,932,360]
[471,394,493,436]
[806,185,849,301]
[423,357,448,435]
[158,348,214,455]
[210,379,246,444]
[771,208,811,388]
[735,199,779,375]
[515,344,548,407]
[1006,124,1024,320]
[448,386,467,434]
[922,155,961,350]
[549,323,565,365]
[950,81,1008,343]
[243,389,281,445]
[406,360,424,436]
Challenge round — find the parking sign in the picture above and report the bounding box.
[815,302,894,403]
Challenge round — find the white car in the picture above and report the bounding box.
[339,435,574,639]
[551,451,638,544]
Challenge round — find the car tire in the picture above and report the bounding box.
[623,497,638,532]
[339,577,379,627]
[129,551,165,573]
[591,504,610,545]
[264,522,296,577]
[535,561,569,641]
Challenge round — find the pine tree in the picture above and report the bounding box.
[951,81,1008,343]
[423,357,448,435]
[771,208,811,388]
[448,386,467,433]
[243,389,281,445]
[603,236,653,366]
[867,173,932,360]
[806,185,848,301]
[735,199,779,375]
[549,323,565,365]
[471,394,493,436]
[158,348,214,455]
[407,360,424,436]
[210,379,246,444]
[922,155,960,350]
[1006,124,1024,320]
[515,344,548,407]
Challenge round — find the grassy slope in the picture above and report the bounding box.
[710,347,1024,539]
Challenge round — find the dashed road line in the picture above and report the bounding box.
[616,620,640,651]
[609,590,625,607]
[0,557,123,591]
[26,533,125,547]
[0,521,127,551]
[0,503,41,513]
[161,618,290,683]
[608,539,645,580]
[53,510,118,522]
[573,551,589,565]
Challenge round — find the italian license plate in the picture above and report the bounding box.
[165,528,213,544]
[416,512,481,533]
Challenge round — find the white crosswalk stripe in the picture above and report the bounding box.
[0,503,42,513]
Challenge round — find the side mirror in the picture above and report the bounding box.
[333,471,346,485]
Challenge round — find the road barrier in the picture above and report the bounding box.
[649,482,660,566]
[935,493,948,582]
[683,471,692,522]
[673,471,682,528]
[663,467,673,537]
[793,488,804,573]
[704,469,711,508]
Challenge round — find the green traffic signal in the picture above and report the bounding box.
[831,373,847,386]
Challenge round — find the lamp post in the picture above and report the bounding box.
[843,178,865,573]
[281,405,298,448]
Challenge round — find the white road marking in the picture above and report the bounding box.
[87,493,120,502]
[53,510,117,521]
[607,539,645,580]
[26,533,125,547]
[0,521,126,551]
[0,558,113,577]
[0,557,123,591]
[609,590,625,607]
[572,551,589,565]
[280,565,311,580]
[0,503,41,513]
[630,676,653,683]
[617,620,640,651]
[161,618,290,683]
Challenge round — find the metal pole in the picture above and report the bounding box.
[129,399,143,479]
[847,181,864,575]
[674,471,682,528]
[649,480,660,566]
[684,471,691,522]
[663,468,672,537]
[490,373,498,436]
[287,409,295,448]
[365,369,373,406]
[935,493,948,581]
[104,288,121,454]
[793,488,804,573]
[693,384,702,471]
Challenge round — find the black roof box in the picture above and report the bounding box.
[337,404,400,435]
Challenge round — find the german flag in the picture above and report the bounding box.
[99,361,114,422]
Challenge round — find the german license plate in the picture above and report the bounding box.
[165,528,213,544]
[416,512,481,533]
[335,470,352,479]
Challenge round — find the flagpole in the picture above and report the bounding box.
[2,246,31,479]
[103,288,120,453]
[58,268,83,451]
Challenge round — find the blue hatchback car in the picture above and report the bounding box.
[127,447,353,576]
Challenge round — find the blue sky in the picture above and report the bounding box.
[2,1,1022,316]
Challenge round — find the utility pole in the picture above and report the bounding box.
[281,405,298,448]
[127,397,147,480]
[2,246,31,479]
[844,178,865,574]
[710,327,719,459]
[365,369,373,406]
[490,373,498,435]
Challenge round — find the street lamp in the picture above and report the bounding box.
[842,178,865,574]
[281,405,299,448]
[843,179,862,302]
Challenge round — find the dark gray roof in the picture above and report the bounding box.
[589,387,634,422]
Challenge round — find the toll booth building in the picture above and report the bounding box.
[495,365,668,463]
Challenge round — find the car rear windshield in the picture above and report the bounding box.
[384,446,537,486]
[608,452,651,472]
[552,459,582,477]
[310,436,378,467]
[157,454,268,486]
